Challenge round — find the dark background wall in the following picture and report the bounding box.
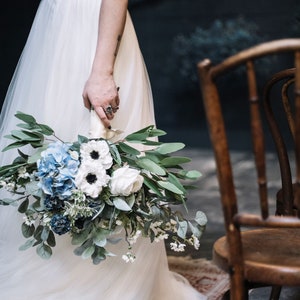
[129,0,300,139]
[0,0,299,147]
[0,1,40,104]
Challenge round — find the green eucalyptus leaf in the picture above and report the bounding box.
[36,243,52,259]
[188,221,202,238]
[74,245,86,256]
[77,135,89,144]
[113,198,132,211]
[157,181,184,195]
[32,239,42,247]
[13,156,27,164]
[11,130,42,141]
[2,141,28,152]
[118,142,140,156]
[125,132,150,142]
[156,143,185,154]
[178,170,202,180]
[144,151,165,163]
[126,194,135,208]
[21,222,35,238]
[0,163,23,177]
[82,245,95,259]
[72,228,90,245]
[195,211,208,226]
[26,182,42,199]
[37,124,54,135]
[19,239,36,251]
[143,220,152,235]
[47,230,56,247]
[148,128,166,137]
[177,220,188,239]
[125,125,166,140]
[17,149,29,160]
[150,229,155,242]
[107,237,122,245]
[92,247,106,265]
[3,134,18,140]
[34,225,44,241]
[16,123,37,131]
[32,199,44,211]
[92,255,104,265]
[140,140,162,146]
[136,157,166,176]
[15,112,37,124]
[168,173,186,193]
[104,251,116,258]
[126,125,154,136]
[18,198,29,213]
[0,198,17,205]
[160,156,191,167]
[27,146,48,164]
[183,184,198,190]
[142,176,163,197]
[92,202,105,220]
[110,143,122,165]
[41,226,50,241]
[30,141,44,148]
[93,229,108,247]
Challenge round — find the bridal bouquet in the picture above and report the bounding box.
[0,112,207,264]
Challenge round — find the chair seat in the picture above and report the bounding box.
[213,228,300,286]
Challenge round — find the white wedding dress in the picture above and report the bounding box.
[0,1,206,299]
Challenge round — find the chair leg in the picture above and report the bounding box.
[269,286,282,300]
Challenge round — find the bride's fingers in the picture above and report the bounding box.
[94,106,111,128]
[116,87,120,106]
[110,90,120,113]
[110,100,119,113]
[82,94,91,110]
[102,105,115,120]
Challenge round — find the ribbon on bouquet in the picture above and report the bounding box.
[89,109,121,140]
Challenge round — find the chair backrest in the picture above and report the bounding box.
[197,38,300,285]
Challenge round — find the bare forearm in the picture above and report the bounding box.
[82,0,128,128]
[91,0,128,77]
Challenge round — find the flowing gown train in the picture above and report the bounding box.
[0,1,206,299]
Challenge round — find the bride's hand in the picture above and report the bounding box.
[82,74,120,128]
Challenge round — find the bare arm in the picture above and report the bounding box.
[83,0,128,128]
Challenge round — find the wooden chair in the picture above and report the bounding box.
[197,39,300,299]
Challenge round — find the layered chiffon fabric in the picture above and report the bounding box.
[0,1,206,299]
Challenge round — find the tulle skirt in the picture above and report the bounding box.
[0,1,206,299]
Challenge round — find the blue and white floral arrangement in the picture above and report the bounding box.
[0,112,207,264]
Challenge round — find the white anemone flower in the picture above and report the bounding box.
[80,140,113,170]
[75,162,110,198]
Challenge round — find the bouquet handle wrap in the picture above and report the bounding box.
[89,109,116,140]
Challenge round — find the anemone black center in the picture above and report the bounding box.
[90,150,99,160]
[86,173,97,184]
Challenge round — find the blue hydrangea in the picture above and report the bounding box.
[50,214,71,235]
[36,142,79,199]
[44,195,65,211]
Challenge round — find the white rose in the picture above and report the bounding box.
[110,166,144,196]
